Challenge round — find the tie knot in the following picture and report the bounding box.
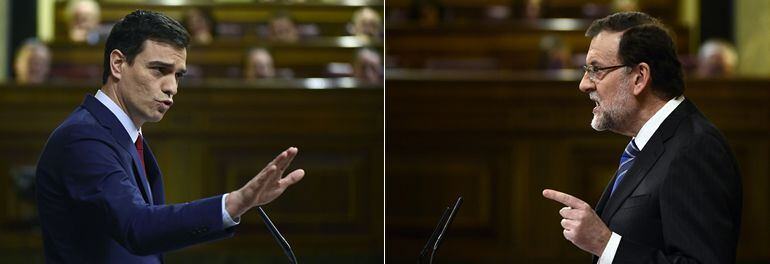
[621,139,640,160]
[135,135,143,151]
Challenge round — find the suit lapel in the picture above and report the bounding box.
[595,173,615,215]
[81,95,154,204]
[599,99,693,223]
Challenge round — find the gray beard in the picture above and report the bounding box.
[591,77,634,132]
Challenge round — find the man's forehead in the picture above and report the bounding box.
[137,40,187,65]
[586,31,623,64]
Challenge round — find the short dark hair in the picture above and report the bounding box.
[586,12,684,100]
[102,10,190,84]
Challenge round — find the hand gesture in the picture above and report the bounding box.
[226,147,305,218]
[542,189,611,256]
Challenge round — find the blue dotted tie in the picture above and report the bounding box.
[611,140,640,195]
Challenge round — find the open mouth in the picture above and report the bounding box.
[589,93,600,113]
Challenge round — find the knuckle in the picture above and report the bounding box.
[573,212,583,220]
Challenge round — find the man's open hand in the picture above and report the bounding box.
[226,147,305,218]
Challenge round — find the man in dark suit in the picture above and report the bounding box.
[36,10,305,263]
[542,12,742,263]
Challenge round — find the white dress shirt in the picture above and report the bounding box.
[597,95,684,263]
[95,90,240,228]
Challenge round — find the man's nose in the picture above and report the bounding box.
[162,77,178,97]
[578,72,594,93]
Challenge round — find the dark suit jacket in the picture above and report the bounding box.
[36,95,235,263]
[592,99,742,264]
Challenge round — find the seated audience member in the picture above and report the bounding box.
[538,35,571,70]
[243,48,276,80]
[696,39,738,78]
[611,0,640,12]
[582,0,639,19]
[484,5,512,21]
[14,39,52,85]
[183,7,216,45]
[65,0,101,43]
[353,48,383,83]
[523,0,543,20]
[349,7,382,41]
[269,12,300,43]
[408,0,445,27]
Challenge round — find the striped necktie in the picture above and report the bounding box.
[611,139,640,195]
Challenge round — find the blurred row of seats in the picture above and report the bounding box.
[385,0,739,79]
[13,0,384,86]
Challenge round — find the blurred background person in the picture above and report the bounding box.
[243,48,276,80]
[13,39,51,85]
[611,0,640,13]
[353,48,382,83]
[183,7,216,45]
[268,11,300,43]
[64,0,101,43]
[408,0,445,28]
[537,34,571,70]
[523,0,543,20]
[696,39,738,78]
[349,7,383,41]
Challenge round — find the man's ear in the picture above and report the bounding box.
[109,49,126,81]
[632,62,652,96]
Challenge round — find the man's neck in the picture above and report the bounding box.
[101,82,143,128]
[632,100,666,136]
[614,96,667,137]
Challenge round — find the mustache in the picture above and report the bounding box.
[589,92,600,102]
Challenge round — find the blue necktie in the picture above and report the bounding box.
[611,139,640,195]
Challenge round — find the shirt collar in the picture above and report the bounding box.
[633,95,684,150]
[95,90,141,143]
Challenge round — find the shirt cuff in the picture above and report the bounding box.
[222,193,240,228]
[597,232,621,264]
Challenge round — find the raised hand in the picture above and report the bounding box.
[226,147,305,219]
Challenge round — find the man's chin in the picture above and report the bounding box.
[590,115,608,131]
[147,113,165,123]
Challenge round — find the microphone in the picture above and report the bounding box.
[257,207,297,264]
[419,196,463,264]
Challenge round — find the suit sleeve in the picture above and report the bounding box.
[57,125,235,255]
[614,131,742,264]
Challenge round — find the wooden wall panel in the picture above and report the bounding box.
[0,84,383,263]
[386,74,770,263]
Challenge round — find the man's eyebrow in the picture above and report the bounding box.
[147,61,186,74]
[147,61,174,68]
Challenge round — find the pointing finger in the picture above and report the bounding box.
[542,189,590,209]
